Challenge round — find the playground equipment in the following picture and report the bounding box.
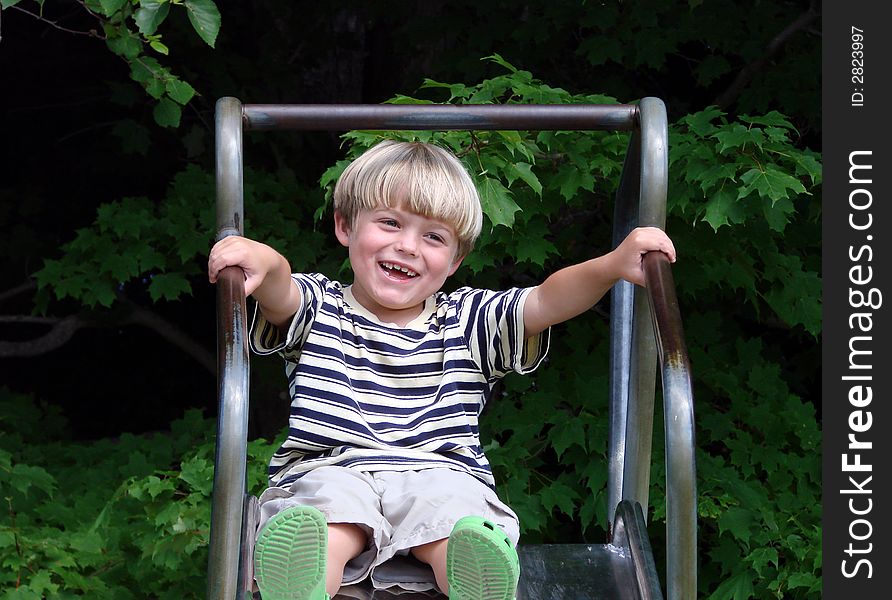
[208,98,696,599]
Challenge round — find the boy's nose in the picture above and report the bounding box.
[396,233,419,255]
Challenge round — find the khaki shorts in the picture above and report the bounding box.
[255,466,520,591]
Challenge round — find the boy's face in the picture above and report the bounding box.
[334,204,463,326]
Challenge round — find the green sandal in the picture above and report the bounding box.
[446,516,520,600]
[254,505,329,600]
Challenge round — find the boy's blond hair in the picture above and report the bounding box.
[333,140,483,259]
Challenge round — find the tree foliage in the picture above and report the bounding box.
[3,0,220,128]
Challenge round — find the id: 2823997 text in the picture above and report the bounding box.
[851,26,865,107]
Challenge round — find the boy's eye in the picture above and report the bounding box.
[380,218,399,228]
[425,233,446,244]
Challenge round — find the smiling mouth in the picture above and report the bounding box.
[379,261,418,279]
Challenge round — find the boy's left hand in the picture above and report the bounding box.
[610,227,677,287]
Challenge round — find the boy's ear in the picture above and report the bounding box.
[333,211,351,247]
[448,254,466,276]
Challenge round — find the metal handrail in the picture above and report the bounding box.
[208,98,249,600]
[612,500,663,600]
[608,97,667,522]
[242,103,638,131]
[209,97,696,600]
[642,252,697,600]
[208,266,250,599]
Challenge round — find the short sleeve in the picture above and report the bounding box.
[452,286,550,381]
[249,273,325,357]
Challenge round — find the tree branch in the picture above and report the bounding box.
[0,315,85,357]
[0,280,37,303]
[9,4,103,39]
[714,1,819,110]
[122,301,216,375]
[0,304,215,375]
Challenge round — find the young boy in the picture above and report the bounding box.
[207,140,676,600]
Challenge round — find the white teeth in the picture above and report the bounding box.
[381,262,418,277]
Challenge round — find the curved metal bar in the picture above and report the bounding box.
[242,103,639,132]
[636,98,669,227]
[642,252,697,600]
[620,98,668,518]
[207,97,250,600]
[216,98,245,241]
[607,129,641,532]
[611,501,664,600]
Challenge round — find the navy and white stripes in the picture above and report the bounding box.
[250,273,550,489]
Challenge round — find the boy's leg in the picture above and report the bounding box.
[410,538,449,593]
[327,523,367,596]
[255,467,386,596]
[375,469,520,596]
[411,518,520,600]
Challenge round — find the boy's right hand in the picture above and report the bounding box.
[208,236,284,296]
[209,236,302,327]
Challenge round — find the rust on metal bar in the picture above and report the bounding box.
[208,264,250,600]
[242,104,639,132]
[642,250,697,600]
[642,252,690,371]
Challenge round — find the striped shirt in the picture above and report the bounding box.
[250,273,550,489]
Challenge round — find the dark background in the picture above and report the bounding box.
[0,0,821,440]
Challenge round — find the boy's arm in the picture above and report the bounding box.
[208,236,302,328]
[523,227,676,338]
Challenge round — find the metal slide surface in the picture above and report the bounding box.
[242,501,663,600]
[323,544,656,600]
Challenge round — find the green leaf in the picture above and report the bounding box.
[748,546,779,576]
[717,507,754,544]
[419,79,470,102]
[515,233,557,267]
[98,0,128,16]
[787,572,819,589]
[152,97,181,128]
[149,39,169,55]
[506,162,542,196]
[92,282,118,307]
[184,0,221,48]
[10,464,56,497]
[477,176,521,228]
[702,188,745,231]
[148,273,192,301]
[549,419,586,459]
[70,530,104,554]
[165,77,196,105]
[129,55,163,84]
[1,0,25,9]
[739,110,798,133]
[554,164,595,201]
[539,480,579,517]
[714,124,764,153]
[761,197,794,232]
[178,456,213,496]
[708,571,755,600]
[143,474,176,499]
[482,53,518,73]
[738,167,806,203]
[791,151,823,185]
[107,30,142,59]
[133,1,170,36]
